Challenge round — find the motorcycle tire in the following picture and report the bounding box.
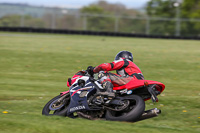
[42,94,70,116]
[105,95,145,122]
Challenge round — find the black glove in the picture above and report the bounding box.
[87,66,94,76]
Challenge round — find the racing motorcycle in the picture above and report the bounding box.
[42,70,165,122]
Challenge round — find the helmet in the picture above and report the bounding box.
[115,51,133,61]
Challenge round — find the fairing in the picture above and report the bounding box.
[66,76,97,115]
[113,79,165,93]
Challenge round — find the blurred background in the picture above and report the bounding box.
[1,1,200,133]
[0,0,200,37]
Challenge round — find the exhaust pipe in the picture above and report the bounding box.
[136,108,161,122]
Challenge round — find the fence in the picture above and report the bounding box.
[0,12,200,37]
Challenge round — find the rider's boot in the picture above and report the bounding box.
[98,81,115,99]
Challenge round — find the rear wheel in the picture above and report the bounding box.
[105,95,145,122]
[42,93,70,116]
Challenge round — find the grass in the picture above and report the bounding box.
[0,32,200,133]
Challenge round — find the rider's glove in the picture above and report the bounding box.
[87,66,95,76]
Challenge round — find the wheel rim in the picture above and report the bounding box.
[44,94,70,115]
[110,99,137,117]
[49,99,65,111]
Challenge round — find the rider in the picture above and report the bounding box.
[87,51,144,98]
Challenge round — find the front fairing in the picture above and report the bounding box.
[67,76,97,115]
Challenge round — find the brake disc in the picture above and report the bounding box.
[114,100,130,111]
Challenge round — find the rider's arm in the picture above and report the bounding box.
[93,58,125,73]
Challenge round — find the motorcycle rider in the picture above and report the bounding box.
[87,51,144,99]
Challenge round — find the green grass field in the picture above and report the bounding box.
[0,32,200,133]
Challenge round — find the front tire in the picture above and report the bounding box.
[42,93,70,116]
[105,95,145,122]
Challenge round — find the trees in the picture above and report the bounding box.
[0,15,21,27]
[146,0,178,35]
[89,1,140,17]
[146,0,200,36]
[181,0,200,36]
[0,15,45,28]
[80,1,145,32]
[146,0,177,17]
[181,0,200,19]
[0,1,199,36]
[81,5,115,31]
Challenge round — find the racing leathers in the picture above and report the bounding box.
[93,58,144,97]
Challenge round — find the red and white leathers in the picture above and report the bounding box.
[93,58,144,87]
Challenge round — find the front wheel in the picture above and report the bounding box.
[105,95,145,122]
[42,93,70,116]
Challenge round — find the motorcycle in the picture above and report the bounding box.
[42,70,165,122]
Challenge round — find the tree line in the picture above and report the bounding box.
[0,0,199,36]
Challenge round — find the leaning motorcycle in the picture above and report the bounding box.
[42,70,165,122]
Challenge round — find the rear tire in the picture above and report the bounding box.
[42,94,70,116]
[105,95,145,122]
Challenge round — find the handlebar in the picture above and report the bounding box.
[85,70,95,80]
